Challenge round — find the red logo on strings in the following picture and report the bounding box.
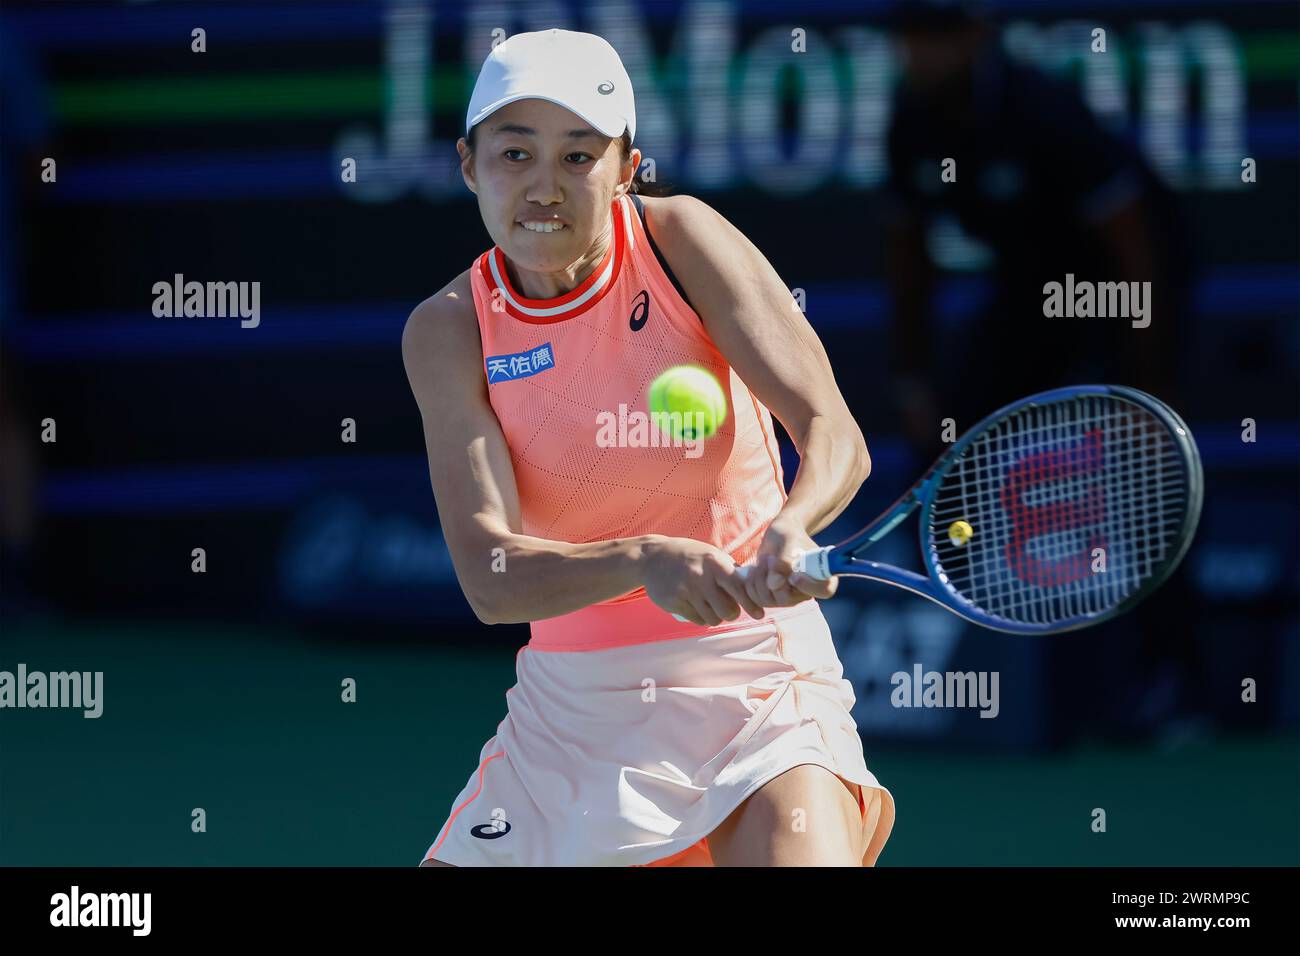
[1000,428,1106,587]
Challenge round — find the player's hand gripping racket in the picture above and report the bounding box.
[737,385,1203,635]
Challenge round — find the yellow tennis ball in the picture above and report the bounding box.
[648,365,727,442]
[948,520,973,547]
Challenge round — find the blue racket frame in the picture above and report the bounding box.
[812,385,1204,635]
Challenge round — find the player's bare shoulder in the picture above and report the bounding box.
[402,267,485,407]
[636,193,716,244]
[635,193,729,274]
[636,193,743,311]
[403,267,477,355]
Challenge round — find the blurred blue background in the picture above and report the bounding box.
[0,0,1295,865]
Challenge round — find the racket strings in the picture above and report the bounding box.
[927,395,1189,627]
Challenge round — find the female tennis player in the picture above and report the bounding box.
[405,29,894,867]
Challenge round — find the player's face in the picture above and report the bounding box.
[460,98,627,274]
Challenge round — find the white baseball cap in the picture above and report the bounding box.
[465,29,636,144]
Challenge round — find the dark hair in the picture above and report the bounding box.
[459,123,675,197]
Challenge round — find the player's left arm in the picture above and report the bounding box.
[642,194,868,603]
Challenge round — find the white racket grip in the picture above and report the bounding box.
[800,546,833,580]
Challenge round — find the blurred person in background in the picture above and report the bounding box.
[0,21,50,619]
[881,0,1207,741]
[883,0,1193,455]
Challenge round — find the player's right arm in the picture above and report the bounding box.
[401,270,761,627]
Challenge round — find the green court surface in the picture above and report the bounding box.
[2,617,1296,866]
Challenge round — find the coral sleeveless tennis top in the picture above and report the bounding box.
[469,193,805,651]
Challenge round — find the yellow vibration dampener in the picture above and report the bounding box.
[948,520,974,547]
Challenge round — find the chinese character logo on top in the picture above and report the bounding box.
[485,343,555,382]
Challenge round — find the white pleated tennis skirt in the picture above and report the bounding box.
[420,599,895,867]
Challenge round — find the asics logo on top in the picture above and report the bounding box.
[629,290,650,331]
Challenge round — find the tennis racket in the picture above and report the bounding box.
[721,385,1202,635]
